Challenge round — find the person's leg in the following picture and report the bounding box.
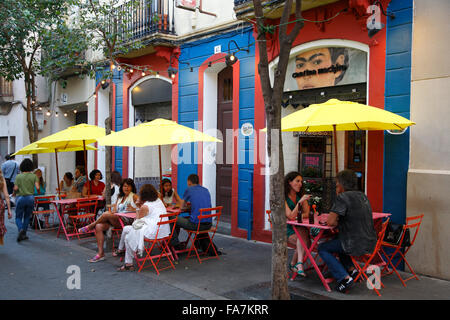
[124,237,135,265]
[84,212,116,230]
[172,217,196,246]
[15,196,24,232]
[295,226,311,272]
[118,226,132,251]
[22,196,34,234]
[94,223,110,257]
[317,238,350,283]
[287,234,298,266]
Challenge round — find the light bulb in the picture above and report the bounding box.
[46,111,51,116]
[141,71,145,77]
[74,110,77,114]
[64,113,68,117]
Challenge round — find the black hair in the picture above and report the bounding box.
[89,169,103,181]
[19,158,34,172]
[76,165,86,176]
[161,178,173,198]
[336,169,358,191]
[284,171,304,200]
[187,174,199,185]
[329,47,349,84]
[111,170,123,186]
[118,178,137,199]
[139,184,159,202]
[8,152,15,160]
[64,172,74,181]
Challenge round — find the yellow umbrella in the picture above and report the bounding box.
[35,123,106,196]
[97,118,222,193]
[269,99,415,175]
[13,142,98,197]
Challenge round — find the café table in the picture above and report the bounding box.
[51,196,104,241]
[287,211,391,292]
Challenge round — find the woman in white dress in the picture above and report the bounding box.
[117,184,169,271]
[78,178,138,263]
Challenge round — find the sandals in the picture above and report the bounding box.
[78,226,91,234]
[88,254,105,263]
[117,264,135,272]
[291,262,306,277]
[112,249,125,257]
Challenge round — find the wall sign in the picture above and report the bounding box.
[241,122,254,137]
[283,46,367,92]
[300,152,324,178]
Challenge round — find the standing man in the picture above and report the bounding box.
[318,169,377,293]
[171,174,220,255]
[1,153,20,195]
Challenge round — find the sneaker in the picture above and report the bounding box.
[336,277,354,293]
[349,268,359,279]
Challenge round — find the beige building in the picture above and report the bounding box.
[407,0,450,280]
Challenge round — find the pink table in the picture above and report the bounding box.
[52,196,104,241]
[287,211,391,292]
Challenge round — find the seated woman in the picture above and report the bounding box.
[116,184,169,271]
[285,171,312,277]
[160,178,182,208]
[78,178,138,263]
[33,169,46,196]
[59,172,74,194]
[82,169,105,197]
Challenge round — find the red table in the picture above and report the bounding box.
[287,211,391,292]
[52,196,104,241]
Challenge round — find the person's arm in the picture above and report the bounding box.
[2,177,12,219]
[327,212,339,227]
[285,194,311,220]
[136,204,149,219]
[81,184,88,197]
[34,176,40,194]
[173,190,183,208]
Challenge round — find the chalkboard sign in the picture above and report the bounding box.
[300,152,324,178]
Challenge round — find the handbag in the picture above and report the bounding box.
[132,218,147,230]
[383,221,411,248]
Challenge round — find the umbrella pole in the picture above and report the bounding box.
[55,150,61,198]
[333,125,339,176]
[159,145,163,196]
[83,140,90,197]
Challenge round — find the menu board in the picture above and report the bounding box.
[300,153,324,178]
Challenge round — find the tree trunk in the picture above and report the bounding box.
[24,74,38,167]
[104,79,113,207]
[252,0,304,300]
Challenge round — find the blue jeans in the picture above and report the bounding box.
[15,195,35,232]
[318,238,354,283]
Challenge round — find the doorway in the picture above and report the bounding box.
[346,130,366,191]
[216,66,233,224]
[75,111,88,168]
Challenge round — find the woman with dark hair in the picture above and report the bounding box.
[82,169,105,197]
[79,178,138,262]
[284,171,312,277]
[59,172,74,194]
[13,158,39,242]
[0,167,12,245]
[116,184,169,271]
[110,170,123,205]
[160,178,182,208]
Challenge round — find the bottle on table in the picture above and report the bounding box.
[309,204,316,224]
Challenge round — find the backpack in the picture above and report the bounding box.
[383,221,411,248]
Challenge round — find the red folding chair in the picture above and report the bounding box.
[69,198,98,240]
[136,211,179,274]
[350,218,390,297]
[380,214,424,287]
[32,195,57,231]
[182,206,222,264]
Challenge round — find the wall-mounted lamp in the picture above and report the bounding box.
[225,40,249,67]
[101,80,110,90]
[167,55,191,79]
[367,0,395,38]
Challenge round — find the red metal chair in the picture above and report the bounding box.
[266,210,273,230]
[32,195,57,231]
[350,218,390,297]
[182,206,222,264]
[69,197,98,240]
[135,211,179,274]
[380,214,424,287]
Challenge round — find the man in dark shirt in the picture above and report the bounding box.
[318,169,377,293]
[171,174,219,255]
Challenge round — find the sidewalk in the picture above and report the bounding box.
[2,216,449,300]
[60,226,450,300]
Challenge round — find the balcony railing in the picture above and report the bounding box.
[116,0,176,44]
[0,77,13,102]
